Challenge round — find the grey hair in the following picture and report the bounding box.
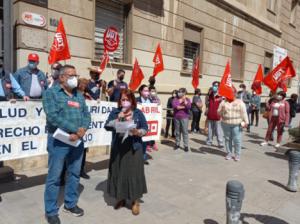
[59,64,76,76]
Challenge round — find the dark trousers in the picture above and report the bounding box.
[165,117,175,137]
[191,110,201,131]
[251,109,259,126]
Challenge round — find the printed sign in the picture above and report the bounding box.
[103,27,120,52]
[22,12,46,27]
[137,103,162,142]
[0,102,162,161]
[273,46,288,68]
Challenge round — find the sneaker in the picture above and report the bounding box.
[260,141,268,146]
[225,154,232,160]
[184,147,189,152]
[206,142,212,146]
[233,156,240,161]
[80,172,90,179]
[218,144,224,149]
[275,143,281,148]
[63,205,84,217]
[46,215,61,224]
[152,143,158,151]
[174,145,180,150]
[146,145,152,152]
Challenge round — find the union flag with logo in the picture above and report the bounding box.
[218,61,235,101]
[48,18,71,64]
[263,56,295,92]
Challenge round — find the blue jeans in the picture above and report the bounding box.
[221,123,242,156]
[44,135,84,216]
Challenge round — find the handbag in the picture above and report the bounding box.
[262,111,270,119]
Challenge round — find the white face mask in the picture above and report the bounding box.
[67,76,78,89]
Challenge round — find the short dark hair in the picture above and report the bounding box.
[149,86,156,91]
[138,84,148,94]
[117,69,125,75]
[179,88,187,94]
[278,91,286,99]
[117,89,137,110]
[59,64,75,76]
[239,84,246,89]
[291,93,298,99]
[194,88,201,95]
[212,81,220,86]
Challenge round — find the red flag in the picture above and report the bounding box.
[192,57,200,89]
[218,61,235,101]
[152,44,164,77]
[251,64,264,95]
[100,50,109,73]
[263,56,295,92]
[48,18,71,64]
[129,59,144,91]
[278,66,293,92]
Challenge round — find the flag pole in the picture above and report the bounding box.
[108,60,115,77]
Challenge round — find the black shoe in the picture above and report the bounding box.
[80,172,90,179]
[46,215,61,224]
[0,195,2,202]
[144,161,150,165]
[184,147,189,152]
[174,145,180,150]
[164,134,168,138]
[63,205,84,217]
[255,124,258,127]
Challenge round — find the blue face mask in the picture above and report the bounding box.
[28,61,38,70]
[212,86,218,93]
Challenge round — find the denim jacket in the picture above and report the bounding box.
[13,66,48,97]
[104,108,148,151]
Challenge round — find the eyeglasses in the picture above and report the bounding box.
[67,74,79,78]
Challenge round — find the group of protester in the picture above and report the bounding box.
[0,53,299,224]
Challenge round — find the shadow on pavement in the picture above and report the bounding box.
[240,213,289,224]
[191,147,227,157]
[265,152,288,160]
[245,133,265,140]
[247,139,263,145]
[190,138,207,145]
[161,139,176,148]
[95,179,115,207]
[268,180,287,191]
[203,219,219,224]
[85,159,109,172]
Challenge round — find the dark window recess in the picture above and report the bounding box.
[231,40,245,80]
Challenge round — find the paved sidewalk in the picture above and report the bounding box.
[0,116,300,224]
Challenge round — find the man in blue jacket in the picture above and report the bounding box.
[13,53,48,99]
[0,60,29,101]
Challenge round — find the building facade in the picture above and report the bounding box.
[10,0,300,101]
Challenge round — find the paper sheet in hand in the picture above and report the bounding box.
[53,128,82,147]
[115,121,136,133]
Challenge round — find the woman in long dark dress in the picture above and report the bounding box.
[104,89,148,215]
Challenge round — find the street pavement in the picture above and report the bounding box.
[0,115,300,224]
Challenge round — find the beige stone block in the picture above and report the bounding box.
[16,26,48,50]
[133,16,183,44]
[132,49,182,71]
[244,61,259,73]
[202,63,226,78]
[204,28,232,46]
[204,39,232,57]
[132,32,183,58]
[133,3,184,31]
[48,0,93,20]
[245,52,264,65]
[202,51,228,67]
[47,10,94,39]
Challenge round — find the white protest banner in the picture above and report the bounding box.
[137,103,162,141]
[0,101,117,161]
